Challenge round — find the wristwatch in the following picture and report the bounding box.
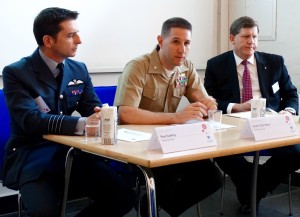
[284,108,296,115]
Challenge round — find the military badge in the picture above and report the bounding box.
[68,79,84,86]
[175,73,188,88]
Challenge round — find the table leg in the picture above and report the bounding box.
[251,151,260,217]
[136,165,157,217]
[61,147,74,217]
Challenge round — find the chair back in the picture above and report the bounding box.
[0,90,11,179]
[94,86,117,106]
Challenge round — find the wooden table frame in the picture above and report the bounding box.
[44,115,300,217]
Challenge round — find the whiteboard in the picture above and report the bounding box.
[1,0,215,74]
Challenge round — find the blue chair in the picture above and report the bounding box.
[0,90,11,174]
[94,85,117,106]
[93,86,134,172]
[0,89,22,217]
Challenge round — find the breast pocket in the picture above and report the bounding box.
[140,87,166,112]
[169,87,186,112]
[173,86,185,98]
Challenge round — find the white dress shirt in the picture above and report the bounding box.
[227,52,262,114]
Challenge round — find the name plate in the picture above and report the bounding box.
[240,114,298,141]
[148,122,217,153]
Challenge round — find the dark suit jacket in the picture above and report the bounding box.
[204,51,298,114]
[1,48,101,190]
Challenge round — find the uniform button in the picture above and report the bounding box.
[60,111,63,115]
[154,66,157,69]
[76,102,78,105]
[59,95,63,99]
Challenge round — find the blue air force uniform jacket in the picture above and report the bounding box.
[1,48,101,190]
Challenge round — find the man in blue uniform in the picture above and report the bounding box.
[1,7,135,217]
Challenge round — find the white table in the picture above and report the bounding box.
[44,115,300,217]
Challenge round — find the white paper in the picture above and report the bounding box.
[209,122,236,131]
[34,96,51,113]
[148,130,160,150]
[117,128,152,142]
[240,123,255,139]
[225,111,277,119]
[272,81,279,94]
[240,114,298,141]
[225,111,251,119]
[148,122,217,153]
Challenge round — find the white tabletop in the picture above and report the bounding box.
[43,115,300,168]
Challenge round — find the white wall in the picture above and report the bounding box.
[227,0,300,90]
[0,0,218,89]
[0,0,217,75]
[258,0,300,90]
[2,0,300,92]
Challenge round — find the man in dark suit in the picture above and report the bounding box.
[204,16,300,213]
[1,7,135,217]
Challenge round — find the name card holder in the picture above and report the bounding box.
[240,114,298,141]
[148,122,217,153]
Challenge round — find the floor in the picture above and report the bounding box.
[1,173,300,217]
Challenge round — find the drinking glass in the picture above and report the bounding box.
[85,119,100,141]
[208,109,223,130]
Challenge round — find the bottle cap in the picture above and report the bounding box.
[102,103,109,108]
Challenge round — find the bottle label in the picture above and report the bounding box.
[101,106,118,145]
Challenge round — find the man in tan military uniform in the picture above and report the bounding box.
[114,17,222,217]
[115,45,208,114]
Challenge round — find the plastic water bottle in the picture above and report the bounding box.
[101,103,118,145]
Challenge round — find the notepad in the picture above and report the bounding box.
[117,128,152,142]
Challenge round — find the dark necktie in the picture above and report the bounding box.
[241,60,252,103]
[56,63,64,86]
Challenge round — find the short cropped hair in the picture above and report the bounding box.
[230,16,259,36]
[161,17,192,37]
[33,7,79,46]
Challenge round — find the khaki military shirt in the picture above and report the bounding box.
[114,47,208,113]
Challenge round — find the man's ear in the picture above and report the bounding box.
[157,35,163,48]
[229,34,235,45]
[43,35,54,48]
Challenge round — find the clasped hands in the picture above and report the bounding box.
[232,101,295,115]
[176,97,217,123]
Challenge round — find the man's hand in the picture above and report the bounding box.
[199,96,218,111]
[175,102,208,123]
[232,101,251,113]
[86,106,101,121]
[279,107,296,115]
